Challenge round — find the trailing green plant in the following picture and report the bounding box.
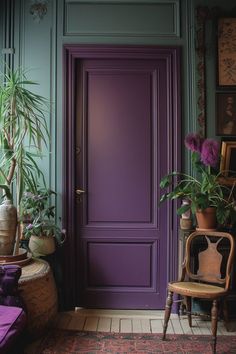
[0,67,49,206]
[21,188,65,245]
[159,133,236,226]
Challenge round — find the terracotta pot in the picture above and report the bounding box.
[29,235,56,257]
[195,207,217,231]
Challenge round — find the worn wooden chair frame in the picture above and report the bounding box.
[162,231,235,354]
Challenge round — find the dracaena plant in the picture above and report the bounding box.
[0,67,49,206]
[159,133,236,226]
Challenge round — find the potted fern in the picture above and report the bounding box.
[0,67,49,254]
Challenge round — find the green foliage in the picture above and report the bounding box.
[159,152,236,227]
[0,184,12,201]
[0,66,65,251]
[21,188,65,245]
[0,67,49,205]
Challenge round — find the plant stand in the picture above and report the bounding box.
[18,258,58,338]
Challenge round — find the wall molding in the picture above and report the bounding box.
[195,6,211,138]
[64,0,180,38]
[29,0,49,23]
[1,0,15,70]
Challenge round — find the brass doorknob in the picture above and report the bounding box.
[76,189,85,195]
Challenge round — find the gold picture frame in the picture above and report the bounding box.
[218,18,236,86]
[220,141,236,184]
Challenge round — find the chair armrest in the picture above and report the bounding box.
[0,265,25,308]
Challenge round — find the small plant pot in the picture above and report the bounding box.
[195,207,217,231]
[29,235,56,257]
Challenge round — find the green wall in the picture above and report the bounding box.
[1,0,235,225]
[194,0,236,139]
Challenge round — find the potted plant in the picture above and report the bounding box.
[21,188,65,257]
[0,67,49,254]
[159,133,236,230]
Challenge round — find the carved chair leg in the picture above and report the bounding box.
[222,298,230,332]
[162,290,173,340]
[179,296,185,316]
[211,299,218,354]
[185,296,192,327]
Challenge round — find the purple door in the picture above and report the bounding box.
[67,46,181,309]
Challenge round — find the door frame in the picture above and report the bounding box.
[62,44,181,310]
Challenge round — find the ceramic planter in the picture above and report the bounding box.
[0,199,17,255]
[29,235,56,257]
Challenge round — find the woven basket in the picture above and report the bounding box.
[19,259,58,338]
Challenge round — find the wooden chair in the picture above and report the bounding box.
[162,231,235,354]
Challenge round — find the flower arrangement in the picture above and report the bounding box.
[159,132,236,226]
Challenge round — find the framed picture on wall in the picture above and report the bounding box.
[220,141,236,184]
[218,18,236,87]
[216,93,236,136]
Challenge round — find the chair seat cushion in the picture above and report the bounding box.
[168,281,226,298]
[0,305,27,354]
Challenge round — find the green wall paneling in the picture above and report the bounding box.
[0,0,15,72]
[0,1,4,74]
[64,0,180,38]
[194,0,236,139]
[13,0,59,219]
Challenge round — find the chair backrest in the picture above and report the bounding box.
[184,231,235,290]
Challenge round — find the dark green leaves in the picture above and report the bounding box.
[160,172,178,188]
[176,203,191,216]
[0,67,49,205]
[0,184,12,201]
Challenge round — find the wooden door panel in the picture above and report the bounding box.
[87,70,152,223]
[87,242,153,287]
[62,46,180,310]
[77,58,169,309]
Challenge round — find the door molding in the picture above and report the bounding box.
[63,44,181,310]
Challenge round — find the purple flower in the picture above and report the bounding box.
[184,133,203,153]
[26,224,33,230]
[200,139,219,167]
